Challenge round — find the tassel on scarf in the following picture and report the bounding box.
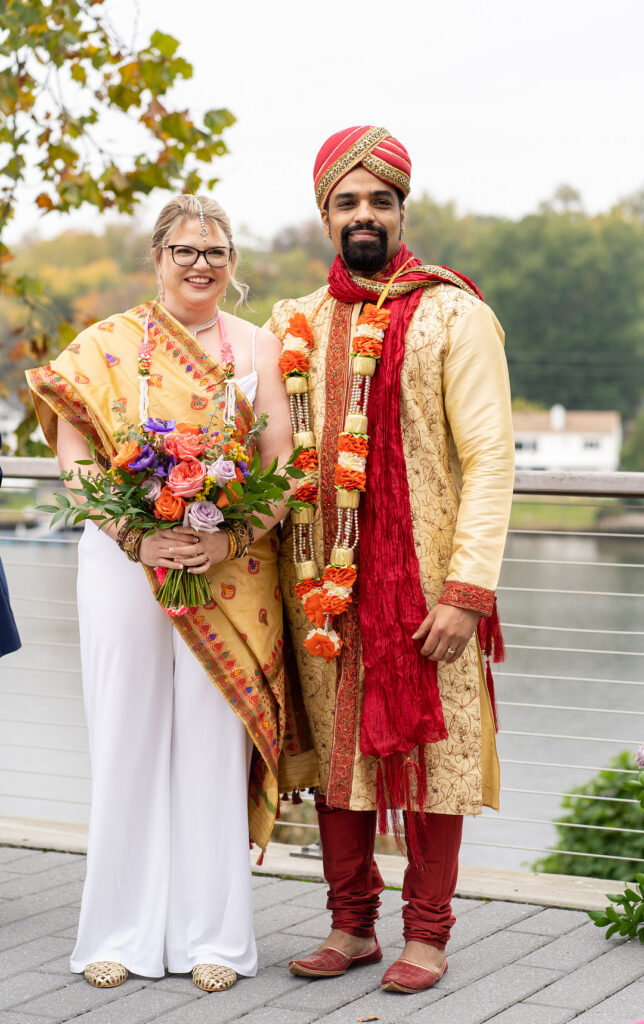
[477,598,505,732]
[375,751,429,864]
[375,761,390,839]
[291,789,303,805]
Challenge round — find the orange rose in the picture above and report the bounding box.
[154,485,186,522]
[287,313,314,346]
[324,565,357,587]
[338,434,369,457]
[164,431,208,460]
[174,422,201,434]
[295,448,319,472]
[216,488,239,508]
[295,483,318,503]
[357,304,390,331]
[294,578,321,599]
[111,441,141,470]
[278,351,309,376]
[305,630,342,660]
[335,467,366,491]
[352,336,383,358]
[321,594,352,616]
[303,591,326,627]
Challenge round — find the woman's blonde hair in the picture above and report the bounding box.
[151,194,249,310]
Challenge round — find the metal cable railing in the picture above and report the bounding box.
[1,459,644,871]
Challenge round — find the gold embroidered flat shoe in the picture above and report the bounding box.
[192,963,237,992]
[84,961,128,988]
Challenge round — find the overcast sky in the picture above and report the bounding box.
[10,0,644,246]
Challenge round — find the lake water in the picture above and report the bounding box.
[1,523,643,871]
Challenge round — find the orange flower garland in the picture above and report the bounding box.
[281,303,390,659]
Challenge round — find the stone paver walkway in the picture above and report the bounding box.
[0,847,642,1024]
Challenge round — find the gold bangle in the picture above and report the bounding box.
[220,520,254,560]
[116,522,144,563]
[223,528,236,562]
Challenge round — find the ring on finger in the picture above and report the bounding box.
[446,647,456,655]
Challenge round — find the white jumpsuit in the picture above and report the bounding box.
[71,366,260,978]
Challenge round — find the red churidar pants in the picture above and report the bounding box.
[316,797,463,950]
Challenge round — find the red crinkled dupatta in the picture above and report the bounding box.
[327,245,484,846]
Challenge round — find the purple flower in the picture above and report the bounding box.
[238,460,250,480]
[128,444,156,471]
[183,500,224,533]
[208,456,236,487]
[141,476,163,504]
[151,454,177,478]
[143,417,176,434]
[636,745,644,770]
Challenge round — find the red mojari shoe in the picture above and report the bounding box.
[381,957,447,993]
[288,940,382,978]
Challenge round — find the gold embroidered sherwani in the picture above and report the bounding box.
[270,282,514,816]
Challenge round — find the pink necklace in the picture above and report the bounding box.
[137,306,237,427]
[217,312,237,426]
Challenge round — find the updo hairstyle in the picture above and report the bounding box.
[151,194,249,309]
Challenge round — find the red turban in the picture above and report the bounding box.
[313,126,411,209]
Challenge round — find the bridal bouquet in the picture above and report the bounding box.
[42,413,301,614]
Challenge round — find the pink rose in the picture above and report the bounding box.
[164,430,208,460]
[167,457,207,498]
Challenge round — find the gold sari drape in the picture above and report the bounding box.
[27,301,317,852]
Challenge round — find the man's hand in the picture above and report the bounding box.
[412,604,479,663]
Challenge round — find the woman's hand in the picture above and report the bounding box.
[183,528,230,574]
[139,526,229,573]
[139,527,198,570]
[412,605,479,664]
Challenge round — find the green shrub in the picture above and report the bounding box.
[589,875,644,942]
[533,751,644,881]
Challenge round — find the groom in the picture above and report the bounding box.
[270,126,514,994]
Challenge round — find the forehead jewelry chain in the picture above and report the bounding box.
[196,198,208,239]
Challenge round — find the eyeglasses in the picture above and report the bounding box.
[163,244,231,268]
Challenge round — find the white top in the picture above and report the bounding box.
[233,326,258,407]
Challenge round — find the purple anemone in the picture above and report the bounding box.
[143,417,176,434]
[128,444,156,471]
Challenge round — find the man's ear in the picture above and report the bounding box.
[400,202,406,237]
[320,208,331,239]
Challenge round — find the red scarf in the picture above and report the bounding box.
[327,245,483,843]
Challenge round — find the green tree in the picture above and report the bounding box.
[620,407,644,471]
[533,752,644,881]
[470,203,644,419]
[0,0,234,451]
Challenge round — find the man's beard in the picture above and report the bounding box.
[340,223,389,274]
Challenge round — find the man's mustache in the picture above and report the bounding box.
[341,224,387,243]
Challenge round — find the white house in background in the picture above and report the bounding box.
[512,405,622,472]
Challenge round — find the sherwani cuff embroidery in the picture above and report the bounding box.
[439,580,495,617]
